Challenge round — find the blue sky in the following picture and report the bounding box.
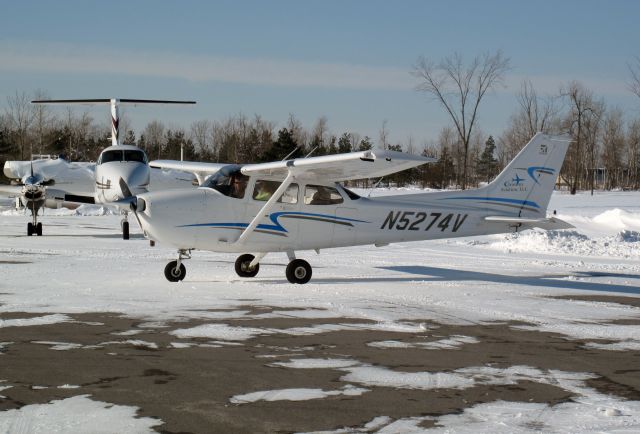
[1,0,639,147]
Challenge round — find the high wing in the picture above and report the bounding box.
[240,150,434,181]
[4,159,67,181]
[4,159,95,183]
[150,160,227,185]
[0,185,23,196]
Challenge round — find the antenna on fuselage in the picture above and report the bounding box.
[31,98,196,146]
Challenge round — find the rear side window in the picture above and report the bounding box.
[304,185,343,205]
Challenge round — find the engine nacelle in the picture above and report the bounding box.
[44,188,67,209]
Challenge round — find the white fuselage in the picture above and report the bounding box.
[135,179,519,254]
[94,145,150,203]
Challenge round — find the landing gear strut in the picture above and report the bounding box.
[27,209,42,236]
[164,249,190,282]
[121,214,130,240]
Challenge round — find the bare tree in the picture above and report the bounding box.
[5,91,34,160]
[286,113,307,150]
[412,50,510,188]
[582,99,605,194]
[32,89,52,156]
[516,80,559,137]
[143,120,166,159]
[627,119,640,189]
[190,120,211,158]
[378,119,389,150]
[629,56,640,100]
[601,108,625,190]
[74,111,94,160]
[310,116,329,153]
[499,80,560,168]
[561,81,598,194]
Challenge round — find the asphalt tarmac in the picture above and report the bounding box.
[1,297,639,433]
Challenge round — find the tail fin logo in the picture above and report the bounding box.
[527,166,555,185]
[502,171,528,192]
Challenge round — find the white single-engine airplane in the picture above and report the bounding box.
[119,133,571,284]
[1,98,195,238]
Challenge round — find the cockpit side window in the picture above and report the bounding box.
[124,150,147,163]
[253,180,299,203]
[202,166,249,199]
[99,150,122,164]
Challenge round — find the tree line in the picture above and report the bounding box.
[2,52,640,192]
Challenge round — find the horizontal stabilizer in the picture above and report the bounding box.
[485,216,574,230]
[32,99,196,105]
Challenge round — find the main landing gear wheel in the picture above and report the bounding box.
[286,259,312,284]
[164,260,186,282]
[27,222,33,236]
[122,221,130,240]
[235,254,260,278]
[36,222,42,236]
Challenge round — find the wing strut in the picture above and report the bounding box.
[235,171,294,245]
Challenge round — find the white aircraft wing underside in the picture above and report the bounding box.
[150,160,227,175]
[150,160,227,185]
[240,150,434,181]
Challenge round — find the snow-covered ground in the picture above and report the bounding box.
[0,189,639,433]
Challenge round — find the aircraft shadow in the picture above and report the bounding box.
[361,265,640,296]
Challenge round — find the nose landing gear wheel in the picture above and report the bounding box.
[36,222,43,236]
[164,260,186,282]
[235,254,260,278]
[286,259,312,284]
[27,222,33,236]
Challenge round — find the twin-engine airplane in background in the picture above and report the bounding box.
[119,133,572,284]
[1,98,195,238]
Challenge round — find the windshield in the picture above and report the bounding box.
[202,165,248,199]
[98,149,148,164]
[124,150,147,163]
[99,150,121,164]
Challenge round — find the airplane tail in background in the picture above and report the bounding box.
[481,133,571,217]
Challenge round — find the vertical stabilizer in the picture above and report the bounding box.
[482,133,571,216]
[110,98,120,146]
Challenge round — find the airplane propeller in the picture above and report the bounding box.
[118,177,144,229]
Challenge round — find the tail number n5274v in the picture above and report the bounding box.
[381,211,468,232]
